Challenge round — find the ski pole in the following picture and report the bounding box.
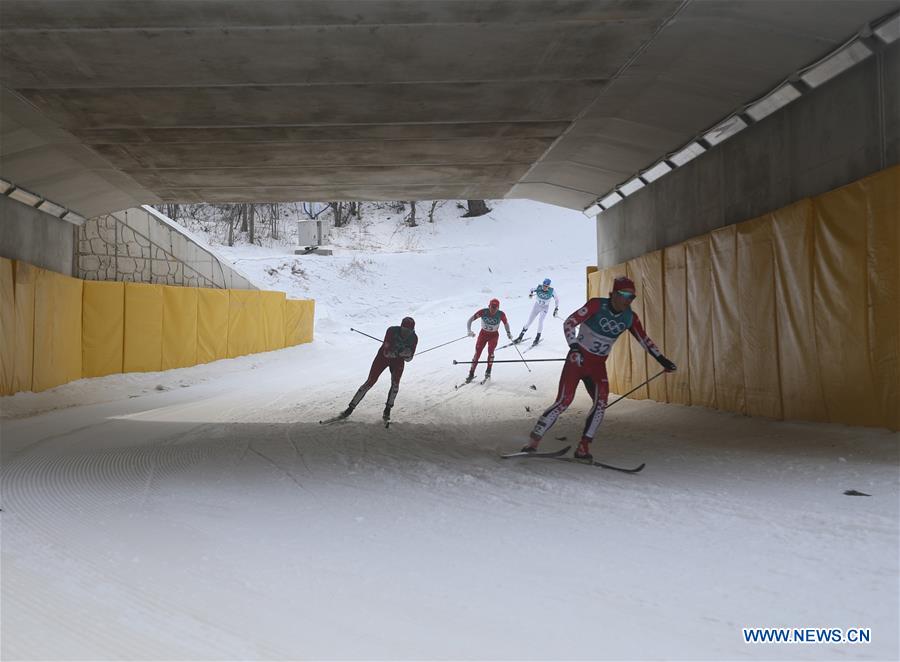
[417,334,469,356]
[452,358,564,364]
[512,341,531,372]
[350,327,382,343]
[606,370,666,408]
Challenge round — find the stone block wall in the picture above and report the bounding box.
[77,205,256,290]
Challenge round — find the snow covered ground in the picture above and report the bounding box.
[2,200,898,661]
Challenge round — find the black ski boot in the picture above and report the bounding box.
[465,373,475,384]
[339,406,354,419]
[382,405,391,422]
[532,332,542,347]
[573,442,593,462]
[514,331,525,344]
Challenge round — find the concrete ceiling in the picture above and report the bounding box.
[1,0,896,217]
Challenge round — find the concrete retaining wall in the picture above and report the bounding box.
[0,195,75,275]
[77,205,256,289]
[595,40,899,268]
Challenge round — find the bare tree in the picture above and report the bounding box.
[271,203,279,240]
[227,204,237,246]
[330,202,353,228]
[406,201,418,227]
[249,204,256,244]
[240,204,248,232]
[428,200,442,223]
[464,199,491,217]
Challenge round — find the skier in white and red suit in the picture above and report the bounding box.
[522,276,677,461]
[341,317,418,422]
[465,298,512,383]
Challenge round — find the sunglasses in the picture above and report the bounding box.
[615,290,636,300]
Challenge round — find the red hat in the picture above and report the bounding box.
[489,298,500,308]
[401,316,415,330]
[611,276,636,294]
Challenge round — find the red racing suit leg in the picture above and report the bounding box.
[469,329,498,374]
[485,332,500,372]
[579,365,609,441]
[530,350,608,442]
[349,352,391,408]
[385,358,406,407]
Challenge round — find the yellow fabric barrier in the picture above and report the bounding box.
[228,290,263,358]
[595,268,617,300]
[12,260,36,393]
[0,258,14,396]
[623,259,649,400]
[685,236,717,409]
[1,256,315,395]
[601,165,898,429]
[710,225,745,414]
[124,282,163,373]
[663,244,690,405]
[639,251,667,402]
[82,281,125,378]
[197,288,229,364]
[162,285,198,370]
[772,199,827,422]
[586,267,601,299]
[860,167,900,431]
[285,299,315,346]
[813,179,883,427]
[736,216,782,419]
[33,268,83,392]
[585,266,599,299]
[260,290,286,352]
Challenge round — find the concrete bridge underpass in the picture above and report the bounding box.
[1,0,897,217]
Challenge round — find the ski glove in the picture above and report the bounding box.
[656,355,677,372]
[553,308,559,318]
[567,344,584,366]
[507,331,513,340]
[468,330,476,337]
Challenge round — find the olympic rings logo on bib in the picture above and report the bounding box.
[597,317,626,334]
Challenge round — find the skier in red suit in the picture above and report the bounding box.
[522,277,676,461]
[465,298,512,383]
[340,317,418,423]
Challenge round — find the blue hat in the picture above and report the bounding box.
[542,278,551,286]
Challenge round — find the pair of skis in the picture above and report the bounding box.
[521,340,542,354]
[497,337,542,352]
[320,414,392,428]
[497,336,531,350]
[501,445,645,473]
[455,375,491,389]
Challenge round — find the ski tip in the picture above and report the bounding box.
[594,461,646,473]
[500,444,571,459]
